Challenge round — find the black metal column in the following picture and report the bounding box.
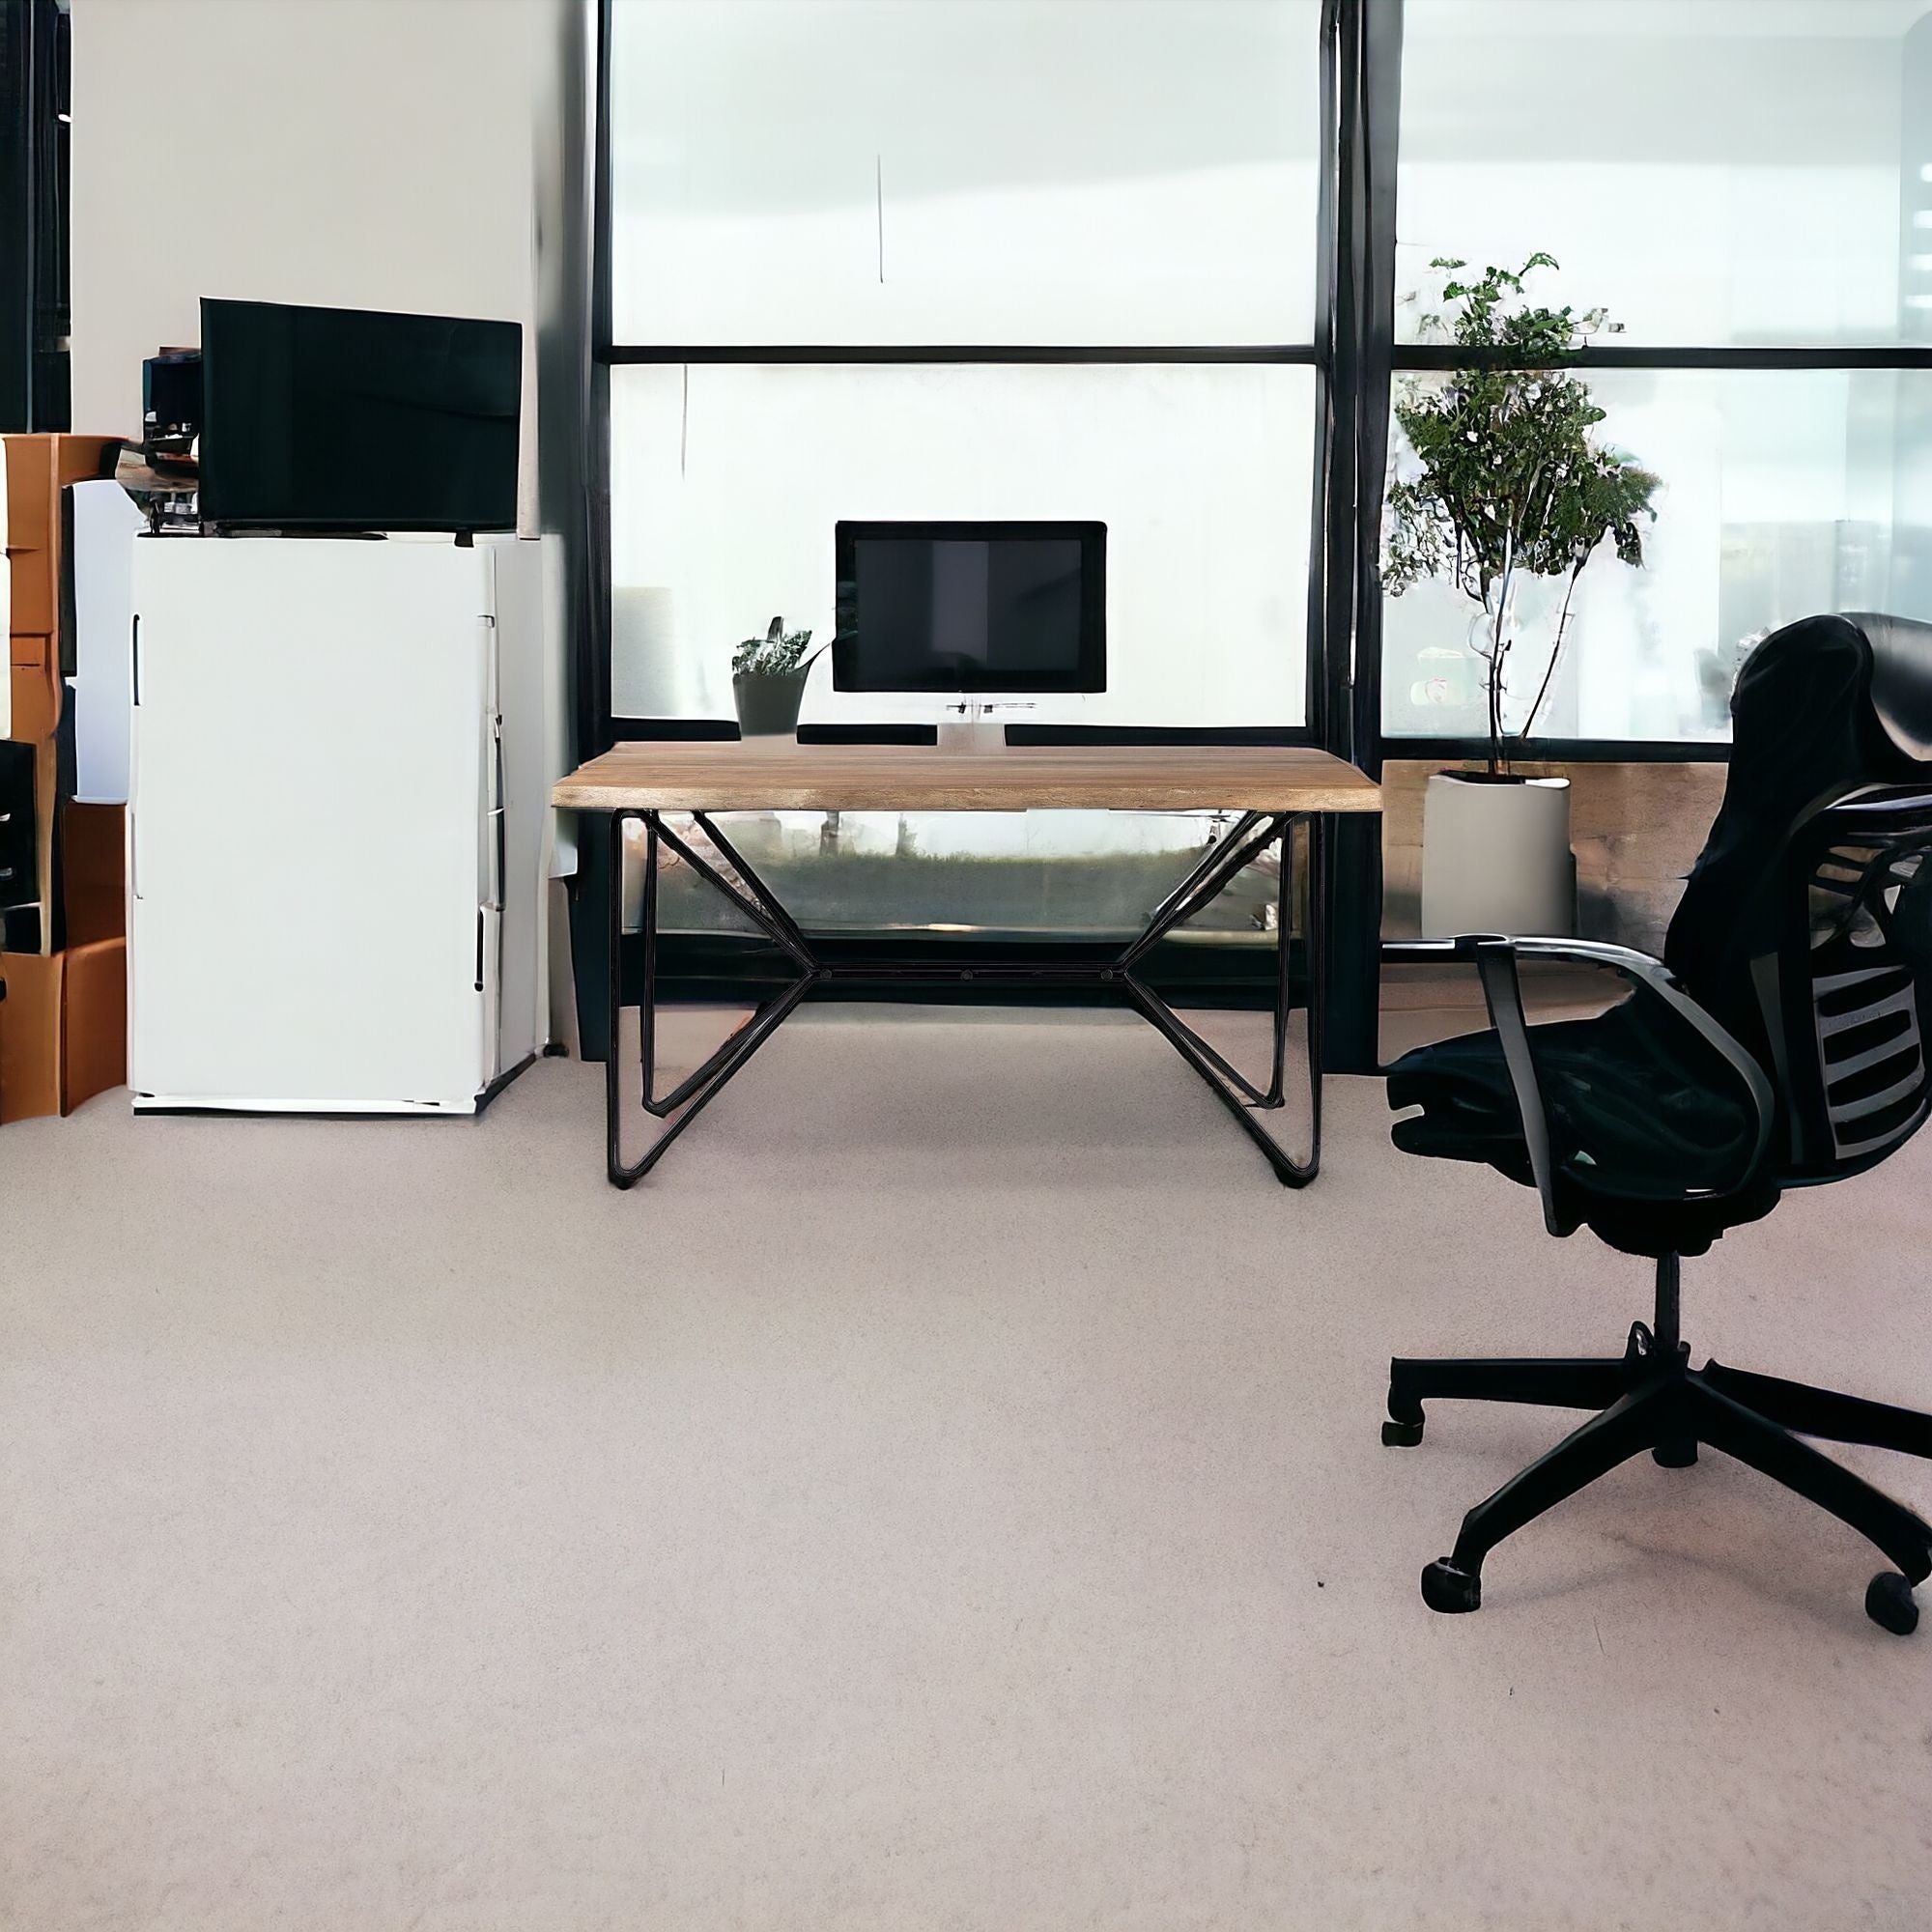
[1318,0,1404,1074]
[0,0,68,431]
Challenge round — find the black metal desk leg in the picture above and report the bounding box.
[1120,810,1325,1187]
[607,810,818,1188]
[600,807,1332,1191]
[605,809,639,1186]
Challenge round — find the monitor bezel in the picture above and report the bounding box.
[198,296,522,532]
[833,519,1107,696]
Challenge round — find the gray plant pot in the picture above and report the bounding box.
[1421,770,1575,938]
[732,667,810,739]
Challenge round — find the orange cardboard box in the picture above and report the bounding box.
[0,937,127,1122]
[62,801,127,946]
[9,632,59,741]
[0,799,128,1119]
[3,433,122,637]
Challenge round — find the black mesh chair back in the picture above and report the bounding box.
[1663,613,1932,1188]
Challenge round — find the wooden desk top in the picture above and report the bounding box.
[553,741,1382,815]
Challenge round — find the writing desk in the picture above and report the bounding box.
[554,742,1382,1188]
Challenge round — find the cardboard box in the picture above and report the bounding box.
[10,631,59,741]
[2,435,122,638]
[0,800,128,1119]
[1,438,129,995]
[0,936,127,1122]
[61,800,127,947]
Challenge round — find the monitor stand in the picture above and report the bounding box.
[936,698,1035,753]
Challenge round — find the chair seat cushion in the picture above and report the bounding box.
[1387,998,1778,1256]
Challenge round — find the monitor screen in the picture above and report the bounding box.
[198,298,521,530]
[834,521,1106,694]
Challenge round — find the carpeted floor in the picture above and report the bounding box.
[4,1009,1930,1930]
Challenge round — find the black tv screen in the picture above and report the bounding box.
[198,298,521,530]
[834,521,1106,695]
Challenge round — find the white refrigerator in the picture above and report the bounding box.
[128,534,547,1113]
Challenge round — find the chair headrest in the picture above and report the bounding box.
[1843,612,1932,764]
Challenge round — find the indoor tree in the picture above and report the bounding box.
[1382,254,1660,773]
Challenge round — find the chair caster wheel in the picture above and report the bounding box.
[1865,1572,1919,1635]
[1382,1413,1425,1447]
[1421,1558,1481,1614]
[1653,1439,1697,1468]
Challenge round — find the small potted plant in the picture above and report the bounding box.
[731,616,828,739]
[1383,253,1659,937]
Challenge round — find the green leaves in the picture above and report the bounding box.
[1382,253,1659,765]
[732,614,817,677]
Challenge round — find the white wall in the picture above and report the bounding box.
[69,0,570,530]
[69,0,593,1034]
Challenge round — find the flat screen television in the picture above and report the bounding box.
[834,520,1106,695]
[198,298,521,531]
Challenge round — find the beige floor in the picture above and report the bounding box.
[4,1009,1931,1931]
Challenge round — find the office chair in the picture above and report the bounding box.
[1381,612,1932,1634]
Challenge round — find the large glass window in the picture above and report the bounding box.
[607,0,1323,744]
[610,362,1315,726]
[606,0,1932,762]
[1384,0,1932,748]
[610,0,1321,347]
[604,0,1326,927]
[1382,367,1932,742]
[1396,0,1932,349]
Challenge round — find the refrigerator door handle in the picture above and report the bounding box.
[492,730,506,904]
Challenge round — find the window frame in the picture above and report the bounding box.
[588,4,1932,763]
[586,0,1350,762]
[1378,8,1932,764]
[580,0,1932,1071]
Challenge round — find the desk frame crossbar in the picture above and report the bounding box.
[604,808,1328,1189]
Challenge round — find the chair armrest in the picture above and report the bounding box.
[1382,935,1497,965]
[1389,934,1776,1236]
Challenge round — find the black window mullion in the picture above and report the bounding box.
[584,0,616,762]
[1303,0,1340,756]
[1351,0,1402,781]
[1395,344,1932,373]
[603,343,1318,364]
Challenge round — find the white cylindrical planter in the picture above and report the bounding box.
[1420,772,1575,938]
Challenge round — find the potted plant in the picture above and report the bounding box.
[731,616,828,739]
[1383,253,1660,937]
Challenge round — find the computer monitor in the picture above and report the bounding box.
[833,521,1106,696]
[198,298,521,531]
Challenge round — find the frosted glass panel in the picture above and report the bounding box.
[610,0,1321,345]
[1381,369,1932,743]
[611,362,1313,727]
[1399,0,1932,345]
